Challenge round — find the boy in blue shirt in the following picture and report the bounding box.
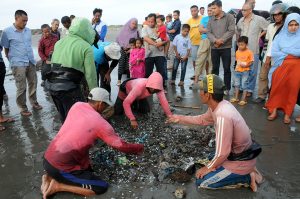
[170,24,191,87]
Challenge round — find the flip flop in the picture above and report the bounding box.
[284,118,291,124]
[33,104,43,110]
[230,98,239,103]
[21,111,32,116]
[238,101,247,106]
[0,118,15,123]
[267,114,277,121]
[295,117,300,123]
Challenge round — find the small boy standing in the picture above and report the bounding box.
[38,24,58,85]
[170,24,191,87]
[230,36,254,106]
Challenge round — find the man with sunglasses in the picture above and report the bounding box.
[114,72,172,129]
[166,74,263,192]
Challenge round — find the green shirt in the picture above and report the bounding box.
[51,18,97,90]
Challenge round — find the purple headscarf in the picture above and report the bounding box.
[116,18,139,48]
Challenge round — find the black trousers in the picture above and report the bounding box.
[97,62,111,93]
[118,48,130,80]
[145,56,166,86]
[50,87,85,123]
[114,96,150,116]
[41,62,51,81]
[211,48,232,90]
[43,158,108,195]
[0,62,6,109]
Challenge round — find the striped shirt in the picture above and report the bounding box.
[173,100,256,175]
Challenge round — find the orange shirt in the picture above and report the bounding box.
[235,48,254,72]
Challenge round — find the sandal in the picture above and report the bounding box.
[295,117,300,123]
[238,100,247,106]
[33,103,43,110]
[267,114,277,121]
[283,116,291,124]
[0,118,15,123]
[230,98,239,103]
[21,111,32,116]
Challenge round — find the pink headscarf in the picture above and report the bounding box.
[116,18,139,48]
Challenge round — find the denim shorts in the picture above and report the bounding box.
[234,71,249,91]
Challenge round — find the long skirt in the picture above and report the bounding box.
[266,55,300,116]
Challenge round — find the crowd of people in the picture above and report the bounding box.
[0,0,299,198]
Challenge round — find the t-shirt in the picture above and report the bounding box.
[186,16,202,45]
[173,34,192,57]
[93,41,111,67]
[200,16,211,40]
[44,102,143,172]
[166,21,173,30]
[157,25,168,41]
[141,25,165,58]
[168,19,181,41]
[235,48,254,72]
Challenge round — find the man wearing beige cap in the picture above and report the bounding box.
[166,74,263,192]
[41,87,144,199]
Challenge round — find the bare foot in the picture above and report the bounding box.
[250,172,258,192]
[41,174,51,195]
[0,117,14,123]
[253,167,263,184]
[43,179,59,199]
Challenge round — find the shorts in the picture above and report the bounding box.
[43,158,108,195]
[196,166,251,189]
[234,71,250,91]
[191,45,199,62]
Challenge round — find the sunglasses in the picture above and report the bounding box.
[272,12,283,16]
[241,9,250,12]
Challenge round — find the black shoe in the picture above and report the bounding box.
[190,75,195,80]
[254,97,265,104]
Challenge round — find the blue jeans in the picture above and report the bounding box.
[247,54,260,92]
[234,71,250,91]
[171,57,188,81]
[196,166,251,189]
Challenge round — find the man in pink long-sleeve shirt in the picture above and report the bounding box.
[167,74,263,192]
[41,88,144,199]
[114,72,172,129]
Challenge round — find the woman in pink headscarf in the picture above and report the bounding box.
[116,18,140,85]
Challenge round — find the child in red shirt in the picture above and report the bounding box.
[156,15,170,54]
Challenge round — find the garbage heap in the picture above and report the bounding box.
[90,104,215,185]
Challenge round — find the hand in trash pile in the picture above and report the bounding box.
[165,115,179,124]
[129,143,144,155]
[130,120,138,129]
[195,166,215,179]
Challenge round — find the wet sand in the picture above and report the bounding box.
[0,27,300,199]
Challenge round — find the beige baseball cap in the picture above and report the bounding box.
[88,87,113,106]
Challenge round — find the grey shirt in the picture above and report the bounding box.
[141,25,165,58]
[207,12,235,49]
[237,14,269,54]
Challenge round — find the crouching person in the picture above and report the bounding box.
[41,88,144,199]
[114,72,172,129]
[166,74,263,192]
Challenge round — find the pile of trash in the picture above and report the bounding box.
[90,104,215,185]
